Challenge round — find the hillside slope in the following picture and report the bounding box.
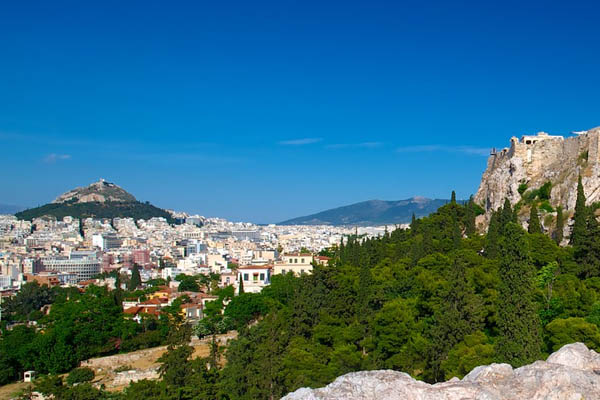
[279,197,449,226]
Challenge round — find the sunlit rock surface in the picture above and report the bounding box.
[283,343,600,400]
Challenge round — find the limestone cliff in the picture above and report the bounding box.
[283,343,600,400]
[53,179,137,204]
[475,127,600,227]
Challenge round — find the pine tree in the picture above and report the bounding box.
[554,206,564,245]
[528,204,542,234]
[128,264,142,291]
[496,223,542,366]
[571,176,588,245]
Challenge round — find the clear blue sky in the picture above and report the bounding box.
[1,1,600,223]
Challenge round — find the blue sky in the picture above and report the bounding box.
[1,1,600,223]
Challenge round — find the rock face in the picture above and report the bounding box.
[475,128,600,223]
[282,343,600,400]
[53,179,137,204]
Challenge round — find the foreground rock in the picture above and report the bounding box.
[283,343,600,400]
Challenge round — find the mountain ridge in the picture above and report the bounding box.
[279,197,450,226]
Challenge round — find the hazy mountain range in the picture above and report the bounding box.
[279,197,450,226]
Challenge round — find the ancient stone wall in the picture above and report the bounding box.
[475,127,600,229]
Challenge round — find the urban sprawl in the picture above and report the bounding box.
[0,213,396,322]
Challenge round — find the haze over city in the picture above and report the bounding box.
[2,1,600,222]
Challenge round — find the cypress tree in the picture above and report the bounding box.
[451,190,457,204]
[464,196,476,237]
[238,276,244,294]
[128,264,142,291]
[554,206,564,245]
[571,175,588,245]
[528,204,542,234]
[496,223,542,366]
[410,213,418,236]
[452,217,461,249]
[574,213,600,278]
[498,198,514,229]
[430,258,484,380]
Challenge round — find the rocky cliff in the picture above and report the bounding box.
[53,179,137,204]
[283,343,600,400]
[475,127,600,225]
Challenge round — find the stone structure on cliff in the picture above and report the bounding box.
[283,342,600,400]
[475,127,600,226]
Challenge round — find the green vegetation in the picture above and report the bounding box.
[66,367,95,386]
[8,192,600,400]
[15,201,175,224]
[518,182,528,196]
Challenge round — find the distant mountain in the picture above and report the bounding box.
[0,204,25,215]
[15,179,174,223]
[279,197,450,226]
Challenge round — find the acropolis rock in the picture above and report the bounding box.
[282,343,600,400]
[474,127,600,228]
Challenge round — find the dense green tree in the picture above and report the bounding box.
[571,175,588,245]
[485,211,500,258]
[545,317,600,352]
[554,206,564,244]
[528,203,542,234]
[429,258,484,380]
[128,264,142,291]
[464,196,477,237]
[496,223,542,366]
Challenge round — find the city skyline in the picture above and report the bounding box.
[2,1,600,222]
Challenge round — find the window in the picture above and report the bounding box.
[243,273,249,281]
[301,258,305,263]
[226,277,230,283]
[281,269,286,274]
[260,273,265,281]
[301,269,305,274]
[253,273,258,281]
[294,258,298,263]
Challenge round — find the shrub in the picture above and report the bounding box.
[522,189,539,203]
[539,181,552,200]
[518,182,528,196]
[539,200,554,213]
[66,367,95,385]
[114,365,134,373]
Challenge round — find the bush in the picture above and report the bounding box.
[539,200,554,213]
[539,181,552,201]
[522,189,539,203]
[518,182,528,196]
[66,367,95,385]
[114,365,134,373]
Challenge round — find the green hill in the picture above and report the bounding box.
[15,179,174,223]
[15,200,174,222]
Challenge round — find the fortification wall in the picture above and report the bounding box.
[475,128,600,227]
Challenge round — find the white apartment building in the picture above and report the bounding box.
[237,265,271,293]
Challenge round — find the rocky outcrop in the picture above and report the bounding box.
[475,128,600,226]
[283,343,600,400]
[53,179,137,204]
